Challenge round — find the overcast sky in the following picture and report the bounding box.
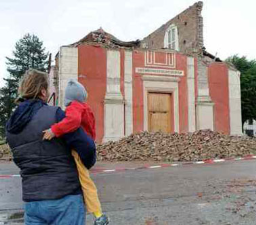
[0,0,255,87]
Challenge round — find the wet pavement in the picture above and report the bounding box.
[1,160,256,224]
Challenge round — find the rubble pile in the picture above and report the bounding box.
[97,130,256,162]
[0,144,12,160]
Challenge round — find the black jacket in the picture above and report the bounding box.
[6,100,96,201]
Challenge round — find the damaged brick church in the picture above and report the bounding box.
[49,1,242,143]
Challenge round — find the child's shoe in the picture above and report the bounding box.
[94,214,109,225]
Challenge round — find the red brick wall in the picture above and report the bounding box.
[208,63,230,134]
[132,50,144,133]
[141,2,204,54]
[78,45,107,143]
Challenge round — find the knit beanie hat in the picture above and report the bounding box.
[64,79,88,107]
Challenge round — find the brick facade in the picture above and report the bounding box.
[141,1,204,54]
[50,2,242,142]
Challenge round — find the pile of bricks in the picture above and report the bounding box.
[0,144,12,161]
[97,130,256,162]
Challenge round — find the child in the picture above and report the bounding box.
[43,79,109,225]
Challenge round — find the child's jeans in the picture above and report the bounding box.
[24,194,85,225]
[72,150,102,214]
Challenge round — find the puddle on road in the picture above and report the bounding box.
[197,203,211,209]
[0,213,8,225]
[0,211,24,224]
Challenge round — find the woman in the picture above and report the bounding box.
[6,69,96,225]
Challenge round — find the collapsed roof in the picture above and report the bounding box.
[69,28,140,48]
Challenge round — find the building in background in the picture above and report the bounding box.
[244,120,256,137]
[49,1,242,143]
[48,65,57,106]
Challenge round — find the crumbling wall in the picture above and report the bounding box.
[141,1,204,54]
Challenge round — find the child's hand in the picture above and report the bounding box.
[43,129,55,140]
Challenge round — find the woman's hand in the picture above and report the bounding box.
[43,129,55,140]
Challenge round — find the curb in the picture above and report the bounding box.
[1,155,256,178]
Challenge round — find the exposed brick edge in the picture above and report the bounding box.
[1,155,256,178]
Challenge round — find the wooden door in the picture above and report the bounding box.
[148,93,171,133]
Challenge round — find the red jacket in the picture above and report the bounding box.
[51,101,96,140]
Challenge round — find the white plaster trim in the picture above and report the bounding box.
[196,59,214,131]
[124,51,133,136]
[228,69,242,135]
[197,59,210,98]
[187,57,196,132]
[144,51,176,68]
[196,104,214,131]
[58,46,78,108]
[104,92,124,102]
[143,79,179,133]
[136,68,184,76]
[142,75,180,82]
[103,50,124,142]
[198,89,210,97]
[106,50,121,94]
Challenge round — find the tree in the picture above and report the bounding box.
[0,78,17,137]
[0,34,48,138]
[6,33,48,80]
[226,55,256,126]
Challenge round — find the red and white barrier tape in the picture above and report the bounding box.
[1,155,256,178]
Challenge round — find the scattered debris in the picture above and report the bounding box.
[197,193,203,198]
[2,130,256,163]
[0,144,12,161]
[97,130,256,162]
[70,28,140,48]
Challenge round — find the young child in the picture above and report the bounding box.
[43,79,109,225]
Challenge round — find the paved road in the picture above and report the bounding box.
[1,160,256,224]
